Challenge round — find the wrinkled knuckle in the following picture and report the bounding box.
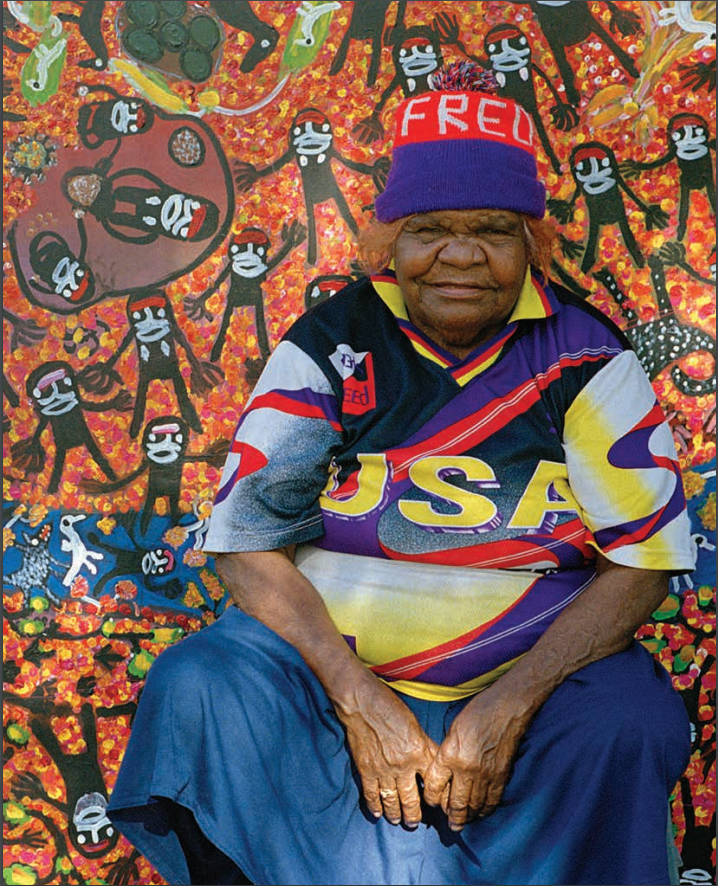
[486,784,505,805]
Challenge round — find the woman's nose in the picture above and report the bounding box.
[437,235,487,266]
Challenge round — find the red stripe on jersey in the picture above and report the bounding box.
[380,519,590,570]
[388,353,610,479]
[246,391,342,432]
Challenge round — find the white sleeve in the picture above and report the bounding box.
[563,351,694,571]
[203,340,343,553]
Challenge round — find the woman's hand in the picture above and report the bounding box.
[424,556,673,833]
[423,685,533,831]
[215,549,438,829]
[335,673,438,828]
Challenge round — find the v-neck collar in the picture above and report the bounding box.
[370,267,559,386]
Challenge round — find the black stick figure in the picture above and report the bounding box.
[10,360,132,494]
[329,0,406,87]
[659,241,716,285]
[84,289,223,438]
[620,112,716,240]
[23,215,97,309]
[76,83,155,151]
[234,110,388,265]
[62,158,220,246]
[82,415,229,534]
[678,58,716,93]
[185,221,306,362]
[352,15,471,144]
[548,141,669,273]
[526,0,641,106]
[57,1,109,71]
[209,0,279,72]
[482,22,579,173]
[86,528,182,600]
[7,683,135,859]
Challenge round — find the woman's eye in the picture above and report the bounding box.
[480,228,513,237]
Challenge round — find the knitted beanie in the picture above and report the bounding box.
[374,63,546,222]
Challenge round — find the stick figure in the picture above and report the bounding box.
[526,0,641,106]
[549,141,668,272]
[82,415,229,534]
[57,1,109,71]
[234,109,388,264]
[620,112,716,240]
[185,221,306,362]
[76,84,155,150]
[62,158,220,245]
[11,360,131,493]
[482,23,578,173]
[329,0,406,87]
[85,289,223,438]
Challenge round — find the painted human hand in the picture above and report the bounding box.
[372,156,391,193]
[352,113,384,145]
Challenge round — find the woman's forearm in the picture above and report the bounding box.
[485,554,671,718]
[215,547,439,827]
[422,555,673,827]
[214,548,378,710]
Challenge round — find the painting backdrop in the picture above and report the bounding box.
[3,2,715,884]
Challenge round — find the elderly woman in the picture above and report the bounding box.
[108,66,693,886]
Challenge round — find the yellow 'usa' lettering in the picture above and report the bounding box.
[399,456,500,530]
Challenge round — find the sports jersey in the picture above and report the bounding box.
[204,270,693,701]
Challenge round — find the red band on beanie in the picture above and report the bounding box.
[573,145,608,163]
[392,91,537,155]
[486,24,522,42]
[233,229,269,246]
[130,294,166,311]
[669,114,705,132]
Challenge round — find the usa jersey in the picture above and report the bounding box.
[204,270,693,700]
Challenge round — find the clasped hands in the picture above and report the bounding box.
[337,675,531,833]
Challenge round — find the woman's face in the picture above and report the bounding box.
[393,209,529,358]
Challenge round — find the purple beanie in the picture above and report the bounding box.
[374,89,546,222]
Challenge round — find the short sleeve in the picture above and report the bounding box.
[203,340,343,554]
[563,350,694,572]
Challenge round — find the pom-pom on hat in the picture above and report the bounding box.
[374,61,546,222]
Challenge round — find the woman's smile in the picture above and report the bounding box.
[424,280,496,297]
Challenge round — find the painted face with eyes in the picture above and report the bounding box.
[393,209,529,359]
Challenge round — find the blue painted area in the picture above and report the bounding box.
[3,504,230,615]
